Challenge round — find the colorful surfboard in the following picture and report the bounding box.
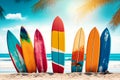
[20,26,36,73]
[98,28,111,72]
[34,29,47,72]
[7,30,27,72]
[71,28,85,72]
[51,16,65,73]
[86,27,100,72]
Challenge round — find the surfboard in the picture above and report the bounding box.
[34,29,47,72]
[98,28,111,72]
[7,30,27,72]
[51,16,65,73]
[86,27,100,72]
[20,26,36,73]
[71,28,85,72]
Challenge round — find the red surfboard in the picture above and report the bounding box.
[34,29,47,72]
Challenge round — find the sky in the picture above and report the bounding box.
[0,0,120,53]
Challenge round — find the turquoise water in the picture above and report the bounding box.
[0,53,120,61]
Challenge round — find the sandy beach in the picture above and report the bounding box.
[0,73,120,80]
[1,61,120,73]
[1,58,120,80]
[0,58,120,80]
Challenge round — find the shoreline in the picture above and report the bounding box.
[0,61,120,73]
[0,73,120,80]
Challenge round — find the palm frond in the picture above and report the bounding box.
[33,0,56,12]
[110,8,120,28]
[0,6,5,20]
[77,0,115,18]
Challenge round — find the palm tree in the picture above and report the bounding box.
[77,0,120,29]
[110,8,120,28]
[0,6,5,20]
[32,0,56,12]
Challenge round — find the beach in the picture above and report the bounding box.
[0,57,120,80]
[0,73,120,80]
[0,61,120,80]
[0,61,120,73]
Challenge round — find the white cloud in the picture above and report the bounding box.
[5,13,26,20]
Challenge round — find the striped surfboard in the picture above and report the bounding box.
[51,16,65,73]
[7,30,27,72]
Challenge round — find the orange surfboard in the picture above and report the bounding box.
[86,27,100,72]
[20,26,36,73]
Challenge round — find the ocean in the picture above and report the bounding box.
[0,53,120,73]
[0,53,120,61]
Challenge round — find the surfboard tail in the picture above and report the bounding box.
[52,62,64,73]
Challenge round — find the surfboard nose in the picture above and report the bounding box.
[7,30,10,34]
[52,16,64,31]
[20,26,27,35]
[7,30,15,40]
[35,29,39,34]
[7,30,12,36]
[20,26,29,41]
[35,29,43,41]
[93,27,97,31]
[104,27,108,31]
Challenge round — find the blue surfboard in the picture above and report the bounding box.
[98,28,111,72]
[7,30,27,72]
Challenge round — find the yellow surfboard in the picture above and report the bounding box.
[86,27,100,72]
[20,26,36,73]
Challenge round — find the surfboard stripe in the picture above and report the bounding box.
[52,48,64,53]
[52,51,64,66]
[52,31,65,51]
[16,44,23,58]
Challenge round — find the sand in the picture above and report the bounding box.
[0,61,120,80]
[0,73,120,80]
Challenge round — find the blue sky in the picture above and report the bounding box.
[0,0,120,53]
